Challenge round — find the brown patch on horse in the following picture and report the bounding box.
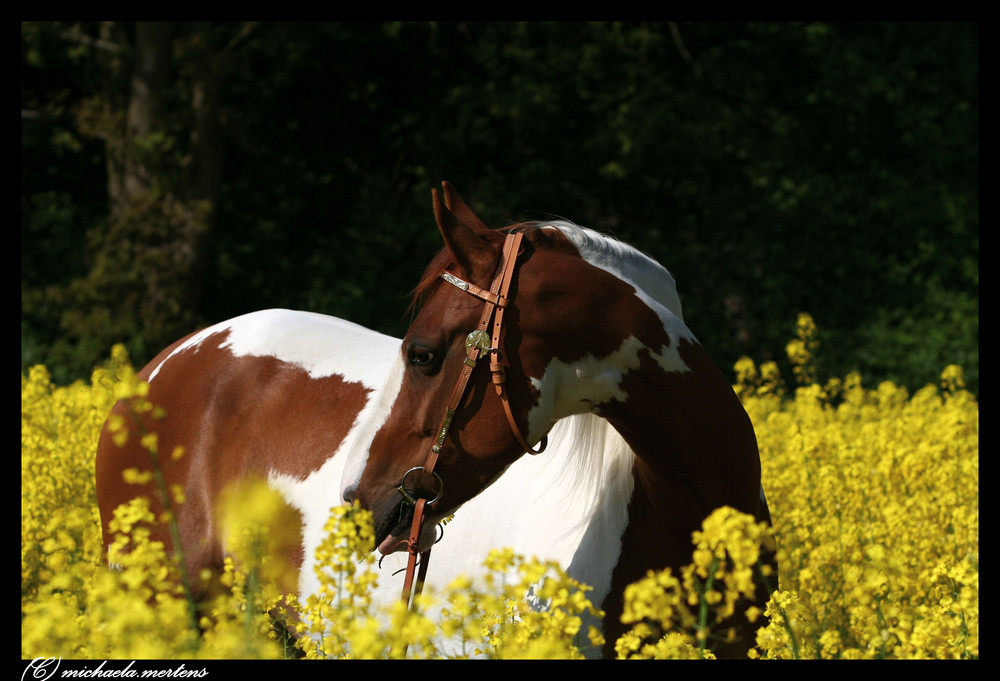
[597,338,765,658]
[96,328,372,592]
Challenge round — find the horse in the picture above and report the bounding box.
[95,182,775,658]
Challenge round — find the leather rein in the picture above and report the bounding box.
[396,230,547,610]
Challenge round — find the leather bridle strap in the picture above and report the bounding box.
[484,236,548,457]
[398,230,547,610]
[435,231,548,463]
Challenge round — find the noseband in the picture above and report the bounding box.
[397,230,547,610]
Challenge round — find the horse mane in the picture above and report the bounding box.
[409,220,682,322]
[533,220,684,322]
[547,412,636,521]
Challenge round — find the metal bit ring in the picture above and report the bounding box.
[396,466,444,506]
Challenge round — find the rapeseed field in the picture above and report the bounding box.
[21,316,977,659]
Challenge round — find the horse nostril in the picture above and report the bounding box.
[343,485,358,505]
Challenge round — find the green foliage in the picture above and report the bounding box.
[22,22,977,393]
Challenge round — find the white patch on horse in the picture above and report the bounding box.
[527,333,691,441]
[219,309,398,383]
[268,348,407,603]
[148,309,398,384]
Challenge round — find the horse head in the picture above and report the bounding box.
[343,182,707,558]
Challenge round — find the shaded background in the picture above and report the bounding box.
[22,22,978,393]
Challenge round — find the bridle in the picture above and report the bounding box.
[396,229,547,611]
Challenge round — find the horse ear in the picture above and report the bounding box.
[441,181,491,233]
[433,183,496,282]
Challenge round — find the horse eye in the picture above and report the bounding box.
[407,345,438,370]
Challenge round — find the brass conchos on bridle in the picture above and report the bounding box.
[465,329,491,355]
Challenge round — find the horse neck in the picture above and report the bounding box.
[598,335,762,538]
[592,343,763,658]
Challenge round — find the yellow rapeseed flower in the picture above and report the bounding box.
[21,320,977,660]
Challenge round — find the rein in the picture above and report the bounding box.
[397,230,547,611]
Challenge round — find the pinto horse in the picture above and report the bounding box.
[96,182,774,658]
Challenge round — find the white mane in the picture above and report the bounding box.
[541,221,684,322]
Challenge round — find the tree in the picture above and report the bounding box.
[22,22,257,380]
[22,22,977,393]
